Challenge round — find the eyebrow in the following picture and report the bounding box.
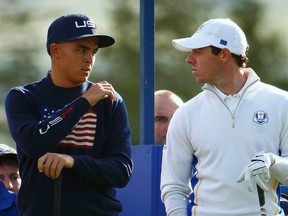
[155,115,169,119]
[78,44,97,50]
[75,43,99,52]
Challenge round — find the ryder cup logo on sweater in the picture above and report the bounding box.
[253,110,268,125]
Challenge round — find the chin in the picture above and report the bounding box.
[195,77,205,84]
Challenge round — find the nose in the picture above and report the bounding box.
[85,52,95,63]
[164,120,171,132]
[3,179,13,191]
[186,52,195,64]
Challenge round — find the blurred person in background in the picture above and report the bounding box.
[0,144,20,193]
[0,143,19,215]
[154,90,184,145]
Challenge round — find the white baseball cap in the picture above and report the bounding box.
[0,144,17,164]
[172,18,248,56]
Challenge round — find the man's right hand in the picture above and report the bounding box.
[38,152,74,179]
[237,151,275,192]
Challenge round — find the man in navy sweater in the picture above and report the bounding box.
[5,13,133,216]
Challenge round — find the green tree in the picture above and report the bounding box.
[0,4,41,144]
[94,1,141,144]
[104,0,288,144]
[1,0,287,145]
[0,2,62,145]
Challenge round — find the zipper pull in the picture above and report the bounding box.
[232,115,235,128]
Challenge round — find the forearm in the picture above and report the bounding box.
[270,154,288,185]
[6,93,91,157]
[72,154,133,187]
[161,144,192,216]
[163,192,189,216]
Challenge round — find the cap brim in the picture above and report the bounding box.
[96,35,115,48]
[0,154,18,164]
[172,34,211,52]
[62,34,115,48]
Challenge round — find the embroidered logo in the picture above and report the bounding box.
[253,110,268,125]
[220,39,227,46]
[75,20,96,29]
[39,107,73,134]
[195,24,204,33]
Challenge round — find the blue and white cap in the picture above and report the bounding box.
[46,14,115,55]
[0,144,17,164]
[172,18,248,56]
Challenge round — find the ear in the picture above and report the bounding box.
[219,48,231,63]
[50,43,61,58]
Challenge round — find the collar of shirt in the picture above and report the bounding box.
[213,68,257,101]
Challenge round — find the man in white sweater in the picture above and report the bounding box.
[160,18,288,216]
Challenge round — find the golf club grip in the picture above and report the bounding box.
[257,185,267,216]
[257,185,265,206]
[54,174,62,216]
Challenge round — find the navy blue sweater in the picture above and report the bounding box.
[5,73,133,216]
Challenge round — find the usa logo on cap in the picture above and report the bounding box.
[75,20,96,29]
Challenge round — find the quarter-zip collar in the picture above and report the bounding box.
[202,68,260,128]
[202,68,260,98]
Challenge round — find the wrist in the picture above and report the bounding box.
[267,153,275,167]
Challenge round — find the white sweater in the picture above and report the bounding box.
[160,69,288,216]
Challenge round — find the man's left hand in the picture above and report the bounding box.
[237,151,275,192]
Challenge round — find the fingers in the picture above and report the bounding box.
[237,167,255,192]
[238,152,273,192]
[237,164,270,192]
[252,168,270,192]
[38,153,63,179]
[99,81,116,102]
[254,175,269,192]
[82,81,116,106]
[244,170,254,192]
[236,169,245,183]
[38,153,74,179]
[237,169,254,192]
[253,167,270,182]
[96,81,116,101]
